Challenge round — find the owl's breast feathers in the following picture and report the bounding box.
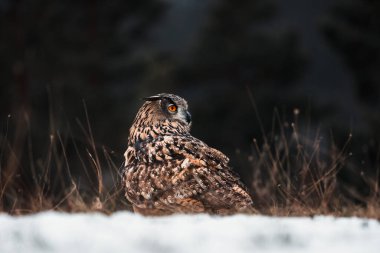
[123,131,253,215]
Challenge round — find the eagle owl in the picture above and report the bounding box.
[123,93,253,215]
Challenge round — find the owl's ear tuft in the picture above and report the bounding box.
[142,95,162,101]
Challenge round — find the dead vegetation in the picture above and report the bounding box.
[0,104,379,218]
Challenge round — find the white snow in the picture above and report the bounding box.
[0,212,379,253]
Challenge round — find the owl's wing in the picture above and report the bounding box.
[126,134,253,214]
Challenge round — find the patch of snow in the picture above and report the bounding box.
[0,212,379,253]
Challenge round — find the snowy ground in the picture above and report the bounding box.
[0,212,379,253]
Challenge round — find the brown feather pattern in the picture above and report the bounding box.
[123,93,253,215]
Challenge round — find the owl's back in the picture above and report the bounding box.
[123,134,253,215]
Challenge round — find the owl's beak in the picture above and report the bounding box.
[185,111,192,124]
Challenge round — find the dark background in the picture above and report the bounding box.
[0,0,379,208]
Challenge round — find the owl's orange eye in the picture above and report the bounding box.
[167,104,177,112]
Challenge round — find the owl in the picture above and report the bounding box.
[123,93,253,215]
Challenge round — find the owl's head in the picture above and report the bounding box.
[140,93,192,126]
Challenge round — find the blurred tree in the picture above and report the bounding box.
[0,0,166,145]
[322,0,380,135]
[180,0,306,85]
[322,0,380,195]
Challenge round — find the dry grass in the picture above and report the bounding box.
[0,105,130,214]
[0,103,379,218]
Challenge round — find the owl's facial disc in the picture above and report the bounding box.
[161,97,191,125]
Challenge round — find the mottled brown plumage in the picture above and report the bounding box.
[123,93,253,215]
